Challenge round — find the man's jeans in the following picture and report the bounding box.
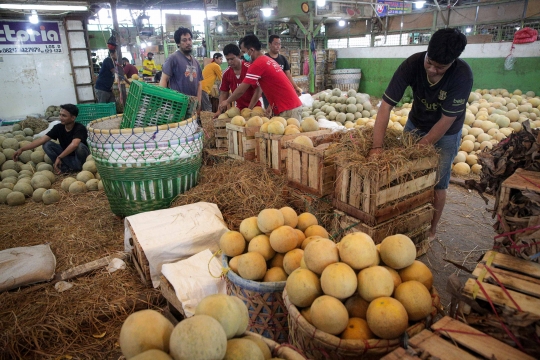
[43,141,90,173]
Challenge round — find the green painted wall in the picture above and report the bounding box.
[336,57,540,97]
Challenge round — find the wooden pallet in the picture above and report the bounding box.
[226,123,259,161]
[285,132,338,197]
[333,156,438,226]
[256,129,332,174]
[457,251,540,357]
[334,203,433,244]
[382,316,533,360]
[127,222,152,287]
[160,275,186,322]
[496,168,540,216]
[214,118,231,149]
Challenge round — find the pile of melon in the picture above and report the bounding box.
[44,105,61,118]
[222,208,329,283]
[59,155,103,194]
[309,88,379,129]
[285,232,435,341]
[452,88,540,176]
[118,294,284,360]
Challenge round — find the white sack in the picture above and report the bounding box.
[34,120,60,139]
[124,202,229,288]
[299,94,314,108]
[161,249,226,317]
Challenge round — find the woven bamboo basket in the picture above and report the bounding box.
[244,331,306,359]
[329,69,361,92]
[222,255,289,343]
[87,115,203,217]
[283,287,441,359]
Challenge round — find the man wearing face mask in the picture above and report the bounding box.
[369,28,473,242]
[219,35,302,120]
[160,27,203,111]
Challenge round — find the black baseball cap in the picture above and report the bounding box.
[147,52,154,56]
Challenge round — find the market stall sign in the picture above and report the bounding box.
[375,0,412,16]
[0,21,63,55]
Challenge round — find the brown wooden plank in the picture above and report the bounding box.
[236,131,242,156]
[463,278,540,317]
[271,139,280,171]
[53,252,129,283]
[215,138,228,148]
[349,170,362,208]
[160,275,186,318]
[286,148,293,179]
[362,177,371,213]
[226,123,245,132]
[480,251,540,279]
[500,168,540,192]
[228,129,234,157]
[292,150,301,182]
[339,168,350,203]
[215,129,228,137]
[431,316,535,360]
[375,189,434,225]
[131,253,152,286]
[381,347,421,360]
[244,150,256,161]
[301,152,309,185]
[376,172,437,206]
[245,125,261,136]
[473,263,540,298]
[379,157,439,186]
[244,138,257,151]
[228,154,245,160]
[408,330,477,360]
[333,198,376,225]
[308,154,320,190]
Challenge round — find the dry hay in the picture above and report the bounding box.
[172,159,289,230]
[18,117,49,134]
[0,178,163,359]
[199,111,216,149]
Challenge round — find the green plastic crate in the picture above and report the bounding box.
[121,81,196,129]
[76,103,117,126]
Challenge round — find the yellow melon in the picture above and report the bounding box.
[320,262,357,299]
[195,294,244,339]
[301,235,322,250]
[119,310,174,358]
[237,252,267,280]
[267,121,285,135]
[229,256,240,274]
[292,136,314,148]
[344,294,370,319]
[310,295,349,335]
[337,232,377,270]
[393,281,432,321]
[381,266,402,291]
[287,118,301,127]
[231,116,246,126]
[301,118,319,132]
[257,209,285,233]
[379,234,416,269]
[252,106,265,117]
[300,256,307,269]
[241,108,252,118]
[340,318,374,340]
[270,116,287,127]
[242,335,272,360]
[246,116,263,127]
[285,268,322,307]
[220,231,246,257]
[294,229,306,247]
[269,225,298,253]
[130,349,172,360]
[283,248,304,275]
[169,314,227,360]
[398,260,433,290]
[300,306,312,324]
[248,234,275,260]
[260,122,270,133]
[284,127,301,135]
[304,237,339,274]
[357,266,394,302]
[279,206,298,228]
[296,212,318,231]
[224,338,266,360]
[268,253,285,269]
[239,217,262,241]
[304,225,329,239]
[366,297,408,339]
[263,267,288,282]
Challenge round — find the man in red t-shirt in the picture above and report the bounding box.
[215,44,262,116]
[219,35,302,120]
[122,58,139,79]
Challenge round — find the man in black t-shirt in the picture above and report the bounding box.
[14,104,90,174]
[261,35,303,108]
[369,28,473,242]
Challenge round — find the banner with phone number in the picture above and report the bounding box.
[0,21,63,54]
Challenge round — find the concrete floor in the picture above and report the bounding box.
[418,184,495,308]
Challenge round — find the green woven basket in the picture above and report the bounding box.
[76,103,117,126]
[121,81,198,129]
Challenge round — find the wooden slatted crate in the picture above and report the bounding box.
[127,222,152,286]
[333,156,438,226]
[226,123,260,161]
[160,275,186,321]
[256,129,332,174]
[214,118,231,149]
[496,168,540,216]
[455,251,540,358]
[334,204,433,256]
[382,316,533,360]
[285,132,338,197]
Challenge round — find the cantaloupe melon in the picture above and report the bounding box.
[300,306,312,324]
[83,160,98,173]
[69,181,87,194]
[283,248,304,275]
[285,268,322,307]
[231,116,246,126]
[30,174,51,190]
[379,234,416,269]
[239,216,262,241]
[301,235,322,250]
[381,266,402,291]
[294,229,305,247]
[310,295,349,335]
[249,234,275,260]
[226,107,241,118]
[267,121,285,135]
[252,106,265,117]
[229,295,249,336]
[119,309,174,358]
[260,122,270,133]
[393,281,432,321]
[220,231,246,257]
[304,238,339,275]
[77,170,95,183]
[472,163,482,174]
[340,318,374,340]
[169,314,227,360]
[32,188,47,203]
[269,226,298,253]
[300,118,319,132]
[453,162,471,175]
[296,212,318,231]
[195,294,244,339]
[292,136,313,148]
[344,294,370,319]
[398,260,433,290]
[37,169,55,183]
[0,188,12,204]
[320,262,357,300]
[237,252,267,280]
[130,349,172,360]
[30,151,45,164]
[229,256,240,274]
[357,266,394,302]
[337,232,377,270]
[279,206,298,228]
[42,189,61,205]
[263,267,288,282]
[304,225,329,239]
[224,338,265,360]
[61,177,77,192]
[284,127,301,135]
[241,108,252,118]
[86,179,99,191]
[242,335,272,360]
[13,182,33,197]
[366,297,409,339]
[257,209,284,233]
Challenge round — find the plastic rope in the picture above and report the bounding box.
[518,174,540,189]
[434,328,490,337]
[484,265,522,312]
[208,249,227,279]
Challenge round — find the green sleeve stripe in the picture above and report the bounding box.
[441,106,464,114]
[383,93,399,104]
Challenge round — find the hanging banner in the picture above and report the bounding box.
[0,21,63,54]
[375,1,412,16]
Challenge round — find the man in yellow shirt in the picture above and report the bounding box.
[201,53,223,111]
[142,52,156,77]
